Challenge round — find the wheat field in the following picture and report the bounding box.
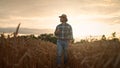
[0,36,120,68]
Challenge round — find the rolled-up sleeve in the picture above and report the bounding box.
[54,26,58,37]
[69,25,73,40]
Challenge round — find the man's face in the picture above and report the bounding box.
[60,17,66,23]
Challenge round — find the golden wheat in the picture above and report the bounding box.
[0,36,120,68]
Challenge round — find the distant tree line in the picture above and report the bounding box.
[38,34,57,44]
[0,32,120,44]
[79,32,120,43]
[18,34,57,44]
[0,33,57,44]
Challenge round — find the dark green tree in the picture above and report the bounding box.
[38,34,57,44]
[111,32,119,41]
[101,35,106,40]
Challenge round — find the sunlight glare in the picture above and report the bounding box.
[72,21,108,39]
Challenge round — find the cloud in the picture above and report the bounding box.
[0,0,58,18]
[90,16,120,24]
[0,27,54,34]
[71,0,120,16]
[0,0,120,17]
[0,0,120,26]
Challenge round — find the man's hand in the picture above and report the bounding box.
[55,29,61,34]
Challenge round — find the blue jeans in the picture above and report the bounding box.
[57,40,68,65]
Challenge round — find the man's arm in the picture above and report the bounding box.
[68,25,74,46]
[54,25,60,37]
[69,25,74,41]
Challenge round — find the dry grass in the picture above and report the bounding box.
[68,40,120,68]
[0,36,120,68]
[0,37,56,68]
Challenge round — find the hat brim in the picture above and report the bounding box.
[59,16,66,18]
[59,16,62,18]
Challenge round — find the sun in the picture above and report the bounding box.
[68,15,110,39]
[72,21,107,40]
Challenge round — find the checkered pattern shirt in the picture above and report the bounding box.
[55,23,73,40]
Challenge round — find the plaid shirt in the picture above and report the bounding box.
[55,23,73,40]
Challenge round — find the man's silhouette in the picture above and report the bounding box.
[54,14,73,68]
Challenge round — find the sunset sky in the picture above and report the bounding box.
[0,0,120,41]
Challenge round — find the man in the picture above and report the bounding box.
[54,14,73,68]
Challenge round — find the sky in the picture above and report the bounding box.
[0,0,120,41]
